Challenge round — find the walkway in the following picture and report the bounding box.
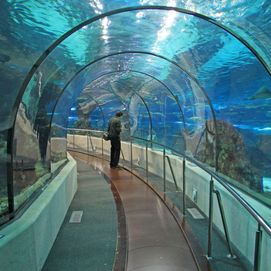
[70,152,200,271]
[42,157,118,271]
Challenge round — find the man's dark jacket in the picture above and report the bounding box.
[108,117,122,138]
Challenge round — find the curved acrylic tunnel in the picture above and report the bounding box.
[51,51,215,138]
[1,5,271,227]
[52,66,216,171]
[59,68,187,140]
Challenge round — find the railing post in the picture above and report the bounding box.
[207,176,214,259]
[146,142,148,182]
[102,137,104,157]
[73,130,75,149]
[214,190,236,258]
[89,134,94,152]
[130,139,133,170]
[165,156,178,191]
[87,131,89,154]
[254,224,262,271]
[163,148,166,193]
[182,157,186,215]
[121,149,125,161]
[20,160,24,180]
[65,128,68,155]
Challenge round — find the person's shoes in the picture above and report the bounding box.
[110,165,122,169]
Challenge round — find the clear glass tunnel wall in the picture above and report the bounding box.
[0,2,271,270]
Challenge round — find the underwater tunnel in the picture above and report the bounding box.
[0,1,271,271]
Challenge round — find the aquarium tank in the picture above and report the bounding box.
[0,1,270,224]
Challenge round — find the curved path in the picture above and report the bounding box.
[72,152,200,271]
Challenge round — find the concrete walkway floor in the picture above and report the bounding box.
[42,157,117,271]
[71,152,200,271]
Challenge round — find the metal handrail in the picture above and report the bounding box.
[67,128,103,133]
[66,128,271,237]
[131,135,271,237]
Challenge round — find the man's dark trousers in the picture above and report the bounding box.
[110,137,121,167]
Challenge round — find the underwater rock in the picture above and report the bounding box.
[0,53,10,63]
[257,134,271,155]
[248,86,271,100]
[14,104,40,161]
[195,120,261,190]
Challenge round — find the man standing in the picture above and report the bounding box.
[108,111,123,168]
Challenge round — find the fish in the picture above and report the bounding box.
[0,53,10,63]
[248,86,271,100]
[189,116,203,121]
